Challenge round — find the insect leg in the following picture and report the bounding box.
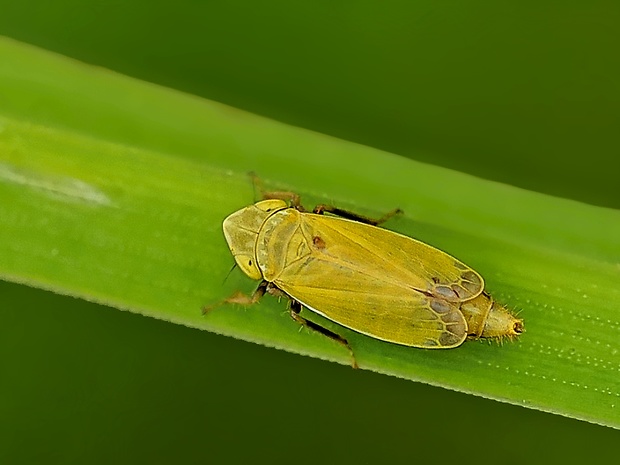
[249,172,304,209]
[289,300,359,369]
[313,204,402,226]
[202,280,269,314]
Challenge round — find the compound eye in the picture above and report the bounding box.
[256,199,288,213]
[235,254,262,280]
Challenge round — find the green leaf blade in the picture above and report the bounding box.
[1,36,620,428]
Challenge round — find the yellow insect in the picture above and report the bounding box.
[214,193,523,367]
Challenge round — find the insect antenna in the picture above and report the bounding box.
[248,171,263,201]
[222,262,238,284]
[251,175,258,201]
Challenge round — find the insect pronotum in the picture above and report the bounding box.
[208,192,523,367]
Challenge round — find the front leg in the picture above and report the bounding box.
[249,172,304,210]
[202,280,270,314]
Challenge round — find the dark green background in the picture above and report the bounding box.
[1,1,619,463]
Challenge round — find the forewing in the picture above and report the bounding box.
[300,214,484,302]
[276,262,467,348]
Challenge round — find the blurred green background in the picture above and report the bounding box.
[1,1,619,463]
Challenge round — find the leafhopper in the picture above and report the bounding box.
[212,193,523,366]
